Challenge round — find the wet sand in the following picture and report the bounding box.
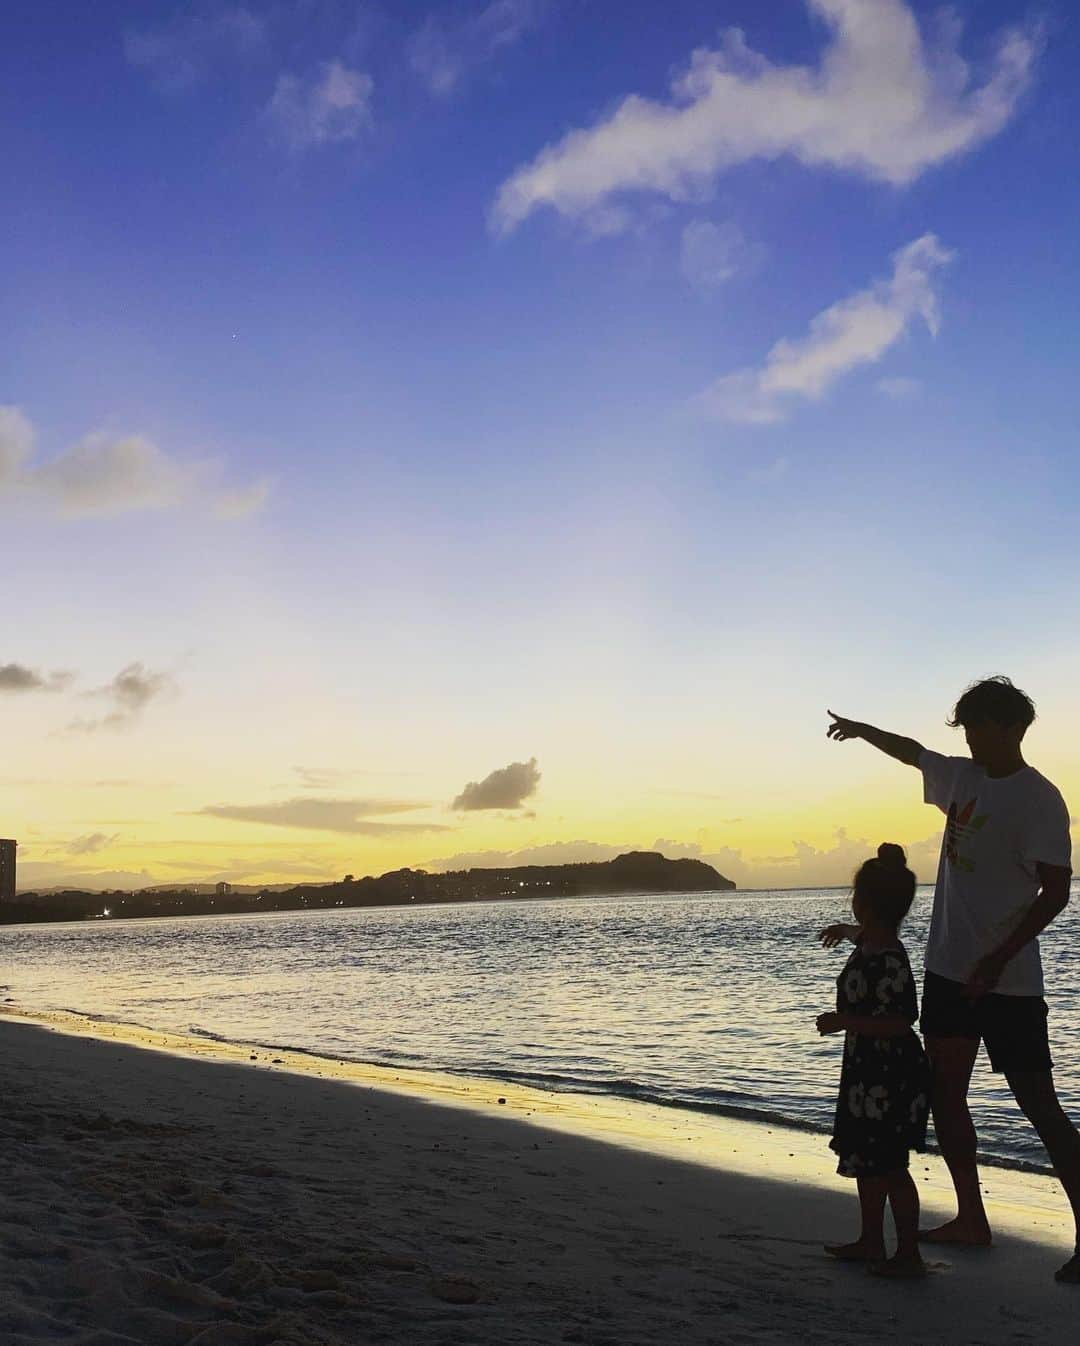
[0,1009,1074,1345]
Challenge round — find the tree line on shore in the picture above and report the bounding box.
[2,852,734,925]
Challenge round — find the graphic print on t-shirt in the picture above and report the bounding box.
[944,798,989,873]
[921,749,1070,995]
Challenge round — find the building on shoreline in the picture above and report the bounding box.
[0,839,16,901]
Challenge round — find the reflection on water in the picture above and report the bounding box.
[2,887,1078,1169]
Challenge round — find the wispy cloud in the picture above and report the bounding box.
[697,234,953,424]
[63,832,121,857]
[213,479,272,520]
[451,757,540,811]
[427,839,624,870]
[293,766,358,791]
[15,861,157,894]
[154,856,343,885]
[680,219,759,291]
[408,0,546,97]
[0,407,268,520]
[0,663,73,694]
[263,61,374,152]
[70,663,174,734]
[291,765,421,790]
[492,0,1039,234]
[198,798,450,835]
[125,5,267,92]
[0,406,31,479]
[876,375,922,400]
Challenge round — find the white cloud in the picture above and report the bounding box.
[125,6,266,92]
[703,828,944,891]
[32,434,194,516]
[0,408,268,520]
[492,0,1039,234]
[408,0,545,97]
[680,219,757,290]
[451,757,541,811]
[263,61,374,152]
[648,837,710,860]
[697,233,952,424]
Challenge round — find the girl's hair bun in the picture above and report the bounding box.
[855,844,916,927]
[877,842,907,869]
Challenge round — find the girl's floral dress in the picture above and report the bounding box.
[829,943,930,1178]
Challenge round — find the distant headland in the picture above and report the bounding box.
[2,851,735,926]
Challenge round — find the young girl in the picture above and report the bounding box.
[817,842,930,1278]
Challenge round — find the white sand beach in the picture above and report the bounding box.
[0,1008,1074,1346]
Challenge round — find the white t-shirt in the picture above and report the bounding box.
[921,750,1072,996]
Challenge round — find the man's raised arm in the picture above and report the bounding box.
[826,711,923,767]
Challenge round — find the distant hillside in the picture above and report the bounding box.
[3,851,734,925]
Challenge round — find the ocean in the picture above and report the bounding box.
[3,886,1078,1171]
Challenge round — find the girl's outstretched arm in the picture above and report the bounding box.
[818,923,861,948]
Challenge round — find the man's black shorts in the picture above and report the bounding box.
[920,970,1053,1074]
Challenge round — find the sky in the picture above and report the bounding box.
[3,0,1080,893]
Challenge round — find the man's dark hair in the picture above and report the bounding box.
[947,676,1036,731]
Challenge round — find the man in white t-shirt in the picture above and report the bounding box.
[828,677,1080,1283]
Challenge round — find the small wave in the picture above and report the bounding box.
[187,1026,230,1042]
[56,1006,131,1024]
[437,1063,831,1130]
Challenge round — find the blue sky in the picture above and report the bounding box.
[3,0,1079,890]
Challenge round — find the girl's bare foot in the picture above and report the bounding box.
[918,1217,992,1247]
[868,1253,927,1279]
[824,1238,886,1262]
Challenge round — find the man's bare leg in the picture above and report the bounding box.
[921,1035,993,1245]
[1007,1070,1080,1281]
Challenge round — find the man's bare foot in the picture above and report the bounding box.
[1055,1251,1080,1284]
[918,1217,992,1247]
[868,1254,928,1280]
[824,1238,886,1262]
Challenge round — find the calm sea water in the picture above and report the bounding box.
[2,887,1078,1170]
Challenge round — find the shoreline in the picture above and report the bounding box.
[4,1003,1070,1207]
[1,1008,1075,1344]
[1,1002,1053,1180]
